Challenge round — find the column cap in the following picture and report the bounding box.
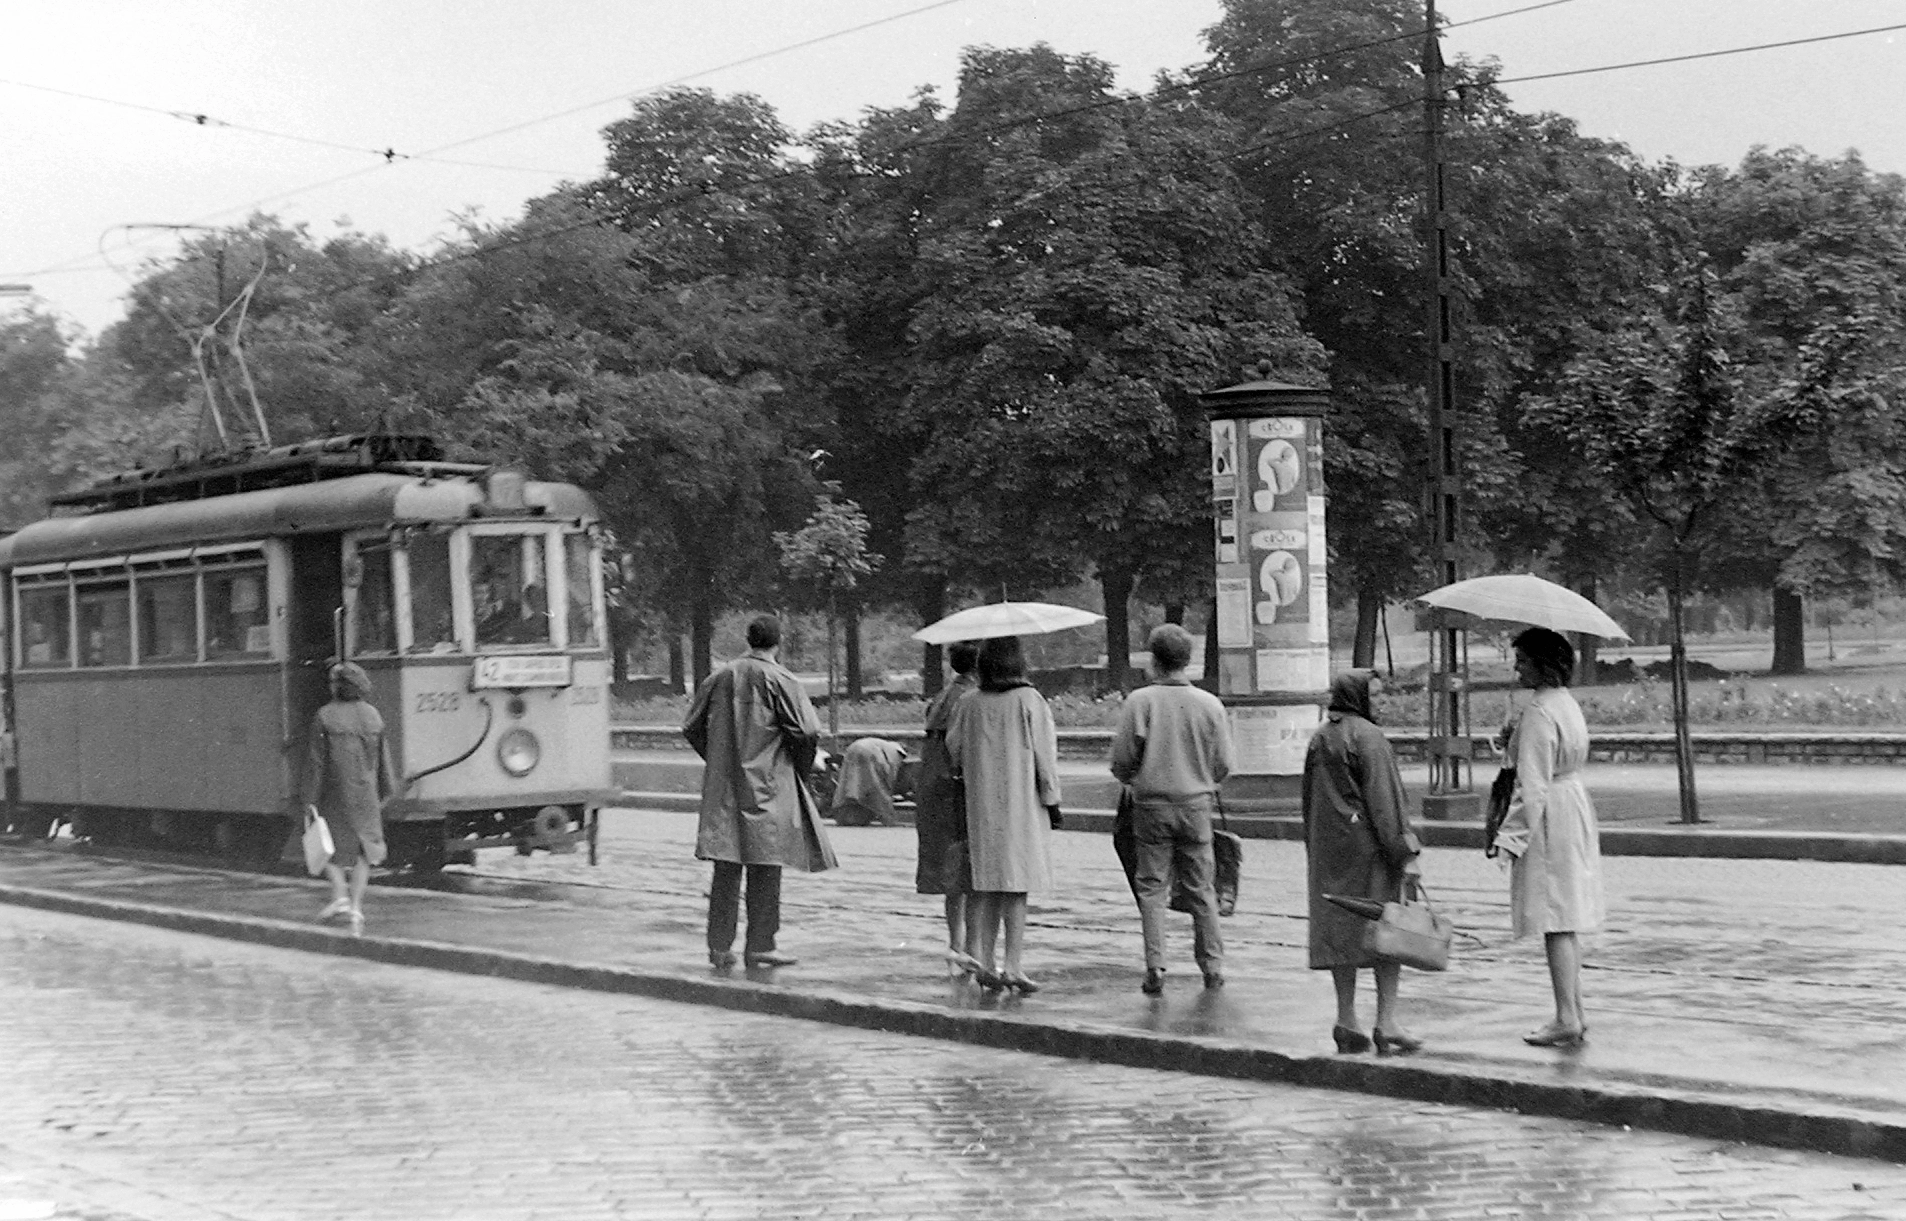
[1200,379,1330,420]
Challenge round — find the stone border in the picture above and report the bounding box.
[6,879,1902,1165]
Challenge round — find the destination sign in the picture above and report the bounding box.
[472,654,573,690]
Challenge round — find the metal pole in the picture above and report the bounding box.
[1423,0,1467,796]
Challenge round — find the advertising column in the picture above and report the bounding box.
[1201,378,1330,811]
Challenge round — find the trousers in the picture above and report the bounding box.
[1132,798,1223,973]
[707,861,781,956]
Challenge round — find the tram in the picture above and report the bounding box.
[0,434,616,871]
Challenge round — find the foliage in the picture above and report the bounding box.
[774,488,881,601]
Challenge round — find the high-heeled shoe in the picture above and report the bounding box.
[1332,1025,1372,1054]
[1140,968,1166,996]
[1522,1023,1587,1048]
[1002,972,1040,995]
[1372,1027,1423,1056]
[975,968,1006,991]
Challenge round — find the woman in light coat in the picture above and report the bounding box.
[946,635,1060,994]
[1494,627,1605,1047]
[299,662,396,935]
[1302,671,1423,1055]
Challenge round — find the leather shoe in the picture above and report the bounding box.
[1332,1025,1372,1054]
[1373,1027,1424,1056]
[744,950,798,968]
[1141,968,1166,996]
[1201,972,1225,990]
[708,950,738,969]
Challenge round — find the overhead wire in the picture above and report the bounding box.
[1492,20,1906,86]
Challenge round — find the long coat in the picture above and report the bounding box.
[299,698,396,865]
[1496,687,1604,938]
[946,684,1060,894]
[1301,710,1420,968]
[683,654,837,872]
[832,737,909,826]
[913,674,975,894]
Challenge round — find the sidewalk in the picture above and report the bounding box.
[4,810,1905,1165]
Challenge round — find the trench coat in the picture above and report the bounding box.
[684,654,837,872]
[298,698,396,867]
[832,737,909,826]
[1495,687,1605,938]
[913,674,976,894]
[1300,709,1420,968]
[946,683,1060,894]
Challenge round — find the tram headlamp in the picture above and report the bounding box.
[497,728,541,777]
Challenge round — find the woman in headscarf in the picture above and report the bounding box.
[1494,627,1604,1047]
[1301,670,1424,1055]
[299,662,397,934]
[945,635,1061,994]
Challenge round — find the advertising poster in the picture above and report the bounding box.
[1215,577,1253,648]
[1229,703,1323,776]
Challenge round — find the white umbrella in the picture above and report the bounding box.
[913,601,1105,644]
[1414,573,1631,642]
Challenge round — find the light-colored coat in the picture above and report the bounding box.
[1496,686,1605,938]
[832,737,909,825]
[946,684,1060,893]
[683,654,837,872]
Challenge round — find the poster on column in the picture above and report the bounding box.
[1229,703,1324,776]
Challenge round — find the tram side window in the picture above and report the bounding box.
[353,544,398,655]
[563,533,600,649]
[407,532,456,653]
[205,567,271,658]
[137,574,198,663]
[472,533,551,648]
[18,585,71,669]
[76,581,132,668]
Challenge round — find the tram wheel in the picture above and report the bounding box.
[7,804,57,839]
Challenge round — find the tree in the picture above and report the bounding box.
[0,309,77,529]
[776,489,881,739]
[890,45,1324,689]
[1532,270,1824,822]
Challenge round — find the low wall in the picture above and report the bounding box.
[616,726,1906,766]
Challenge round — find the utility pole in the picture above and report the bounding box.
[1419,0,1477,818]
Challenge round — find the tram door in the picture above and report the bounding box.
[283,533,345,790]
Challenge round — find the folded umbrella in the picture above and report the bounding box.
[1414,573,1630,642]
[1322,892,1387,921]
[913,601,1105,644]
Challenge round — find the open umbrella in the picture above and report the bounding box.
[1414,573,1630,642]
[913,601,1105,644]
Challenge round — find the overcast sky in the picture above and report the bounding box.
[5,0,1903,338]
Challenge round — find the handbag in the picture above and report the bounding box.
[1168,797,1242,918]
[301,804,335,876]
[1484,766,1517,858]
[1357,879,1453,972]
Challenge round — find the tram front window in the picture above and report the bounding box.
[564,533,600,649]
[472,533,551,648]
[407,532,456,653]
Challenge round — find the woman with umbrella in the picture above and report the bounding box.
[945,634,1062,994]
[1495,627,1605,1047]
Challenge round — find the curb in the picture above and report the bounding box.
[619,793,1906,865]
[6,879,1904,1165]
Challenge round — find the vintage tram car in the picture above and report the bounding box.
[0,434,616,871]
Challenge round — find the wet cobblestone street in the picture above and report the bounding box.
[4,902,1905,1221]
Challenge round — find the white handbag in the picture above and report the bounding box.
[301,805,335,876]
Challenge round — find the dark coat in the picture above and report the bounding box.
[1301,703,1420,968]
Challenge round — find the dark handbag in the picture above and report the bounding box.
[1112,787,1140,901]
[1326,880,1453,972]
[1168,798,1242,918]
[1484,766,1517,858]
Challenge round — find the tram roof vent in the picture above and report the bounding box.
[480,466,530,513]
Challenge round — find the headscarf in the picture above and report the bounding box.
[329,661,373,701]
[1327,670,1376,723]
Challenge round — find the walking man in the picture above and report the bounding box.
[683,616,838,969]
[1111,624,1234,994]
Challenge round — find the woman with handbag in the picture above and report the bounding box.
[1302,670,1425,1055]
[916,640,981,976]
[946,635,1062,995]
[298,662,396,935]
[1494,627,1605,1048]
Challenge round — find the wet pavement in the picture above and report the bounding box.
[3,807,1906,1166]
[5,900,1906,1221]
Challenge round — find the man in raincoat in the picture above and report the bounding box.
[683,616,837,969]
